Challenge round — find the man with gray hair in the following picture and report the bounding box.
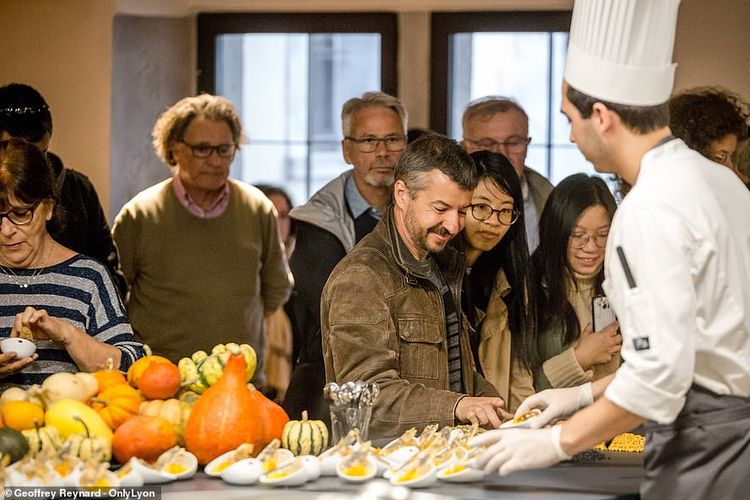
[283,91,408,421]
[322,134,505,439]
[113,94,292,386]
[462,97,553,251]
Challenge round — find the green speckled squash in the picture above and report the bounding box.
[0,427,30,463]
[281,411,329,456]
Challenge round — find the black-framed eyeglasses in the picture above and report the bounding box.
[179,141,237,158]
[345,135,407,153]
[470,203,518,226]
[464,136,531,154]
[0,202,39,226]
[569,231,609,249]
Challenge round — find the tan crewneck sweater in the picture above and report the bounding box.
[535,271,621,390]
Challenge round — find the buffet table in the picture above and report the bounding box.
[161,452,643,500]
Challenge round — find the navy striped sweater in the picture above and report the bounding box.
[0,254,145,387]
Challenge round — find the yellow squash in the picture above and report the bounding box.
[44,399,113,441]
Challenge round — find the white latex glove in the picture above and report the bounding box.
[470,426,571,476]
[515,382,594,429]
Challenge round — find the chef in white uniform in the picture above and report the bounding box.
[472,1,750,498]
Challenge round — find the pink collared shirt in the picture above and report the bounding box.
[172,175,230,219]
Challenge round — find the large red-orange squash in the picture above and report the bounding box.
[184,352,289,465]
[112,415,177,463]
[248,385,289,444]
[138,362,181,400]
[127,346,171,389]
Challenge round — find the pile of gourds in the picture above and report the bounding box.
[0,342,303,470]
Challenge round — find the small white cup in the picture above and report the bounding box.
[1,337,37,358]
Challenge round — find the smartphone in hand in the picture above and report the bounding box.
[592,295,617,331]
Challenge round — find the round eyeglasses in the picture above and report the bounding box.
[470,203,518,226]
[0,202,39,226]
[569,231,609,249]
[463,136,531,154]
[345,135,407,153]
[179,141,237,159]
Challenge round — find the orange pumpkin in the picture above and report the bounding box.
[184,352,289,464]
[95,371,127,393]
[93,358,128,393]
[138,362,181,400]
[91,384,143,430]
[112,415,177,464]
[2,400,45,431]
[127,346,171,389]
[248,384,289,444]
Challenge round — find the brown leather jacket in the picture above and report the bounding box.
[322,208,498,440]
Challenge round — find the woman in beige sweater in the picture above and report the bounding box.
[532,174,621,391]
[461,151,538,413]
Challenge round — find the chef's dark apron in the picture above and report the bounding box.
[641,384,750,500]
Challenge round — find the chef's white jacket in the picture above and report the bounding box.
[603,139,750,424]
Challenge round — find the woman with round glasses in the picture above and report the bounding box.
[532,174,620,391]
[0,139,144,387]
[460,150,538,413]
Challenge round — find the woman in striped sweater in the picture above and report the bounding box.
[0,138,144,387]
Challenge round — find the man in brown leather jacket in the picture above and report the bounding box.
[322,135,507,440]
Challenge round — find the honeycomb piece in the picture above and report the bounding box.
[19,326,34,340]
[607,433,645,452]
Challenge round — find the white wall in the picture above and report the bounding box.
[0,0,116,210]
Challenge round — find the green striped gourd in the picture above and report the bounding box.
[178,343,257,394]
[281,411,329,456]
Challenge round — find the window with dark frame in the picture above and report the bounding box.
[198,13,397,203]
[430,11,598,184]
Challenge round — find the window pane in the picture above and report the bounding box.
[549,32,602,186]
[550,145,598,184]
[310,141,350,196]
[218,34,309,142]
[551,33,571,144]
[447,28,610,187]
[216,32,381,202]
[449,33,551,144]
[238,143,308,204]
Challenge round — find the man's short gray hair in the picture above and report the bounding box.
[341,91,407,137]
[462,96,529,135]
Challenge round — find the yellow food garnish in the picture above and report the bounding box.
[512,409,541,424]
[164,463,187,474]
[266,470,289,480]
[263,459,277,472]
[116,464,133,477]
[344,465,369,477]
[397,469,419,483]
[55,463,72,476]
[442,464,466,476]
[213,460,233,473]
